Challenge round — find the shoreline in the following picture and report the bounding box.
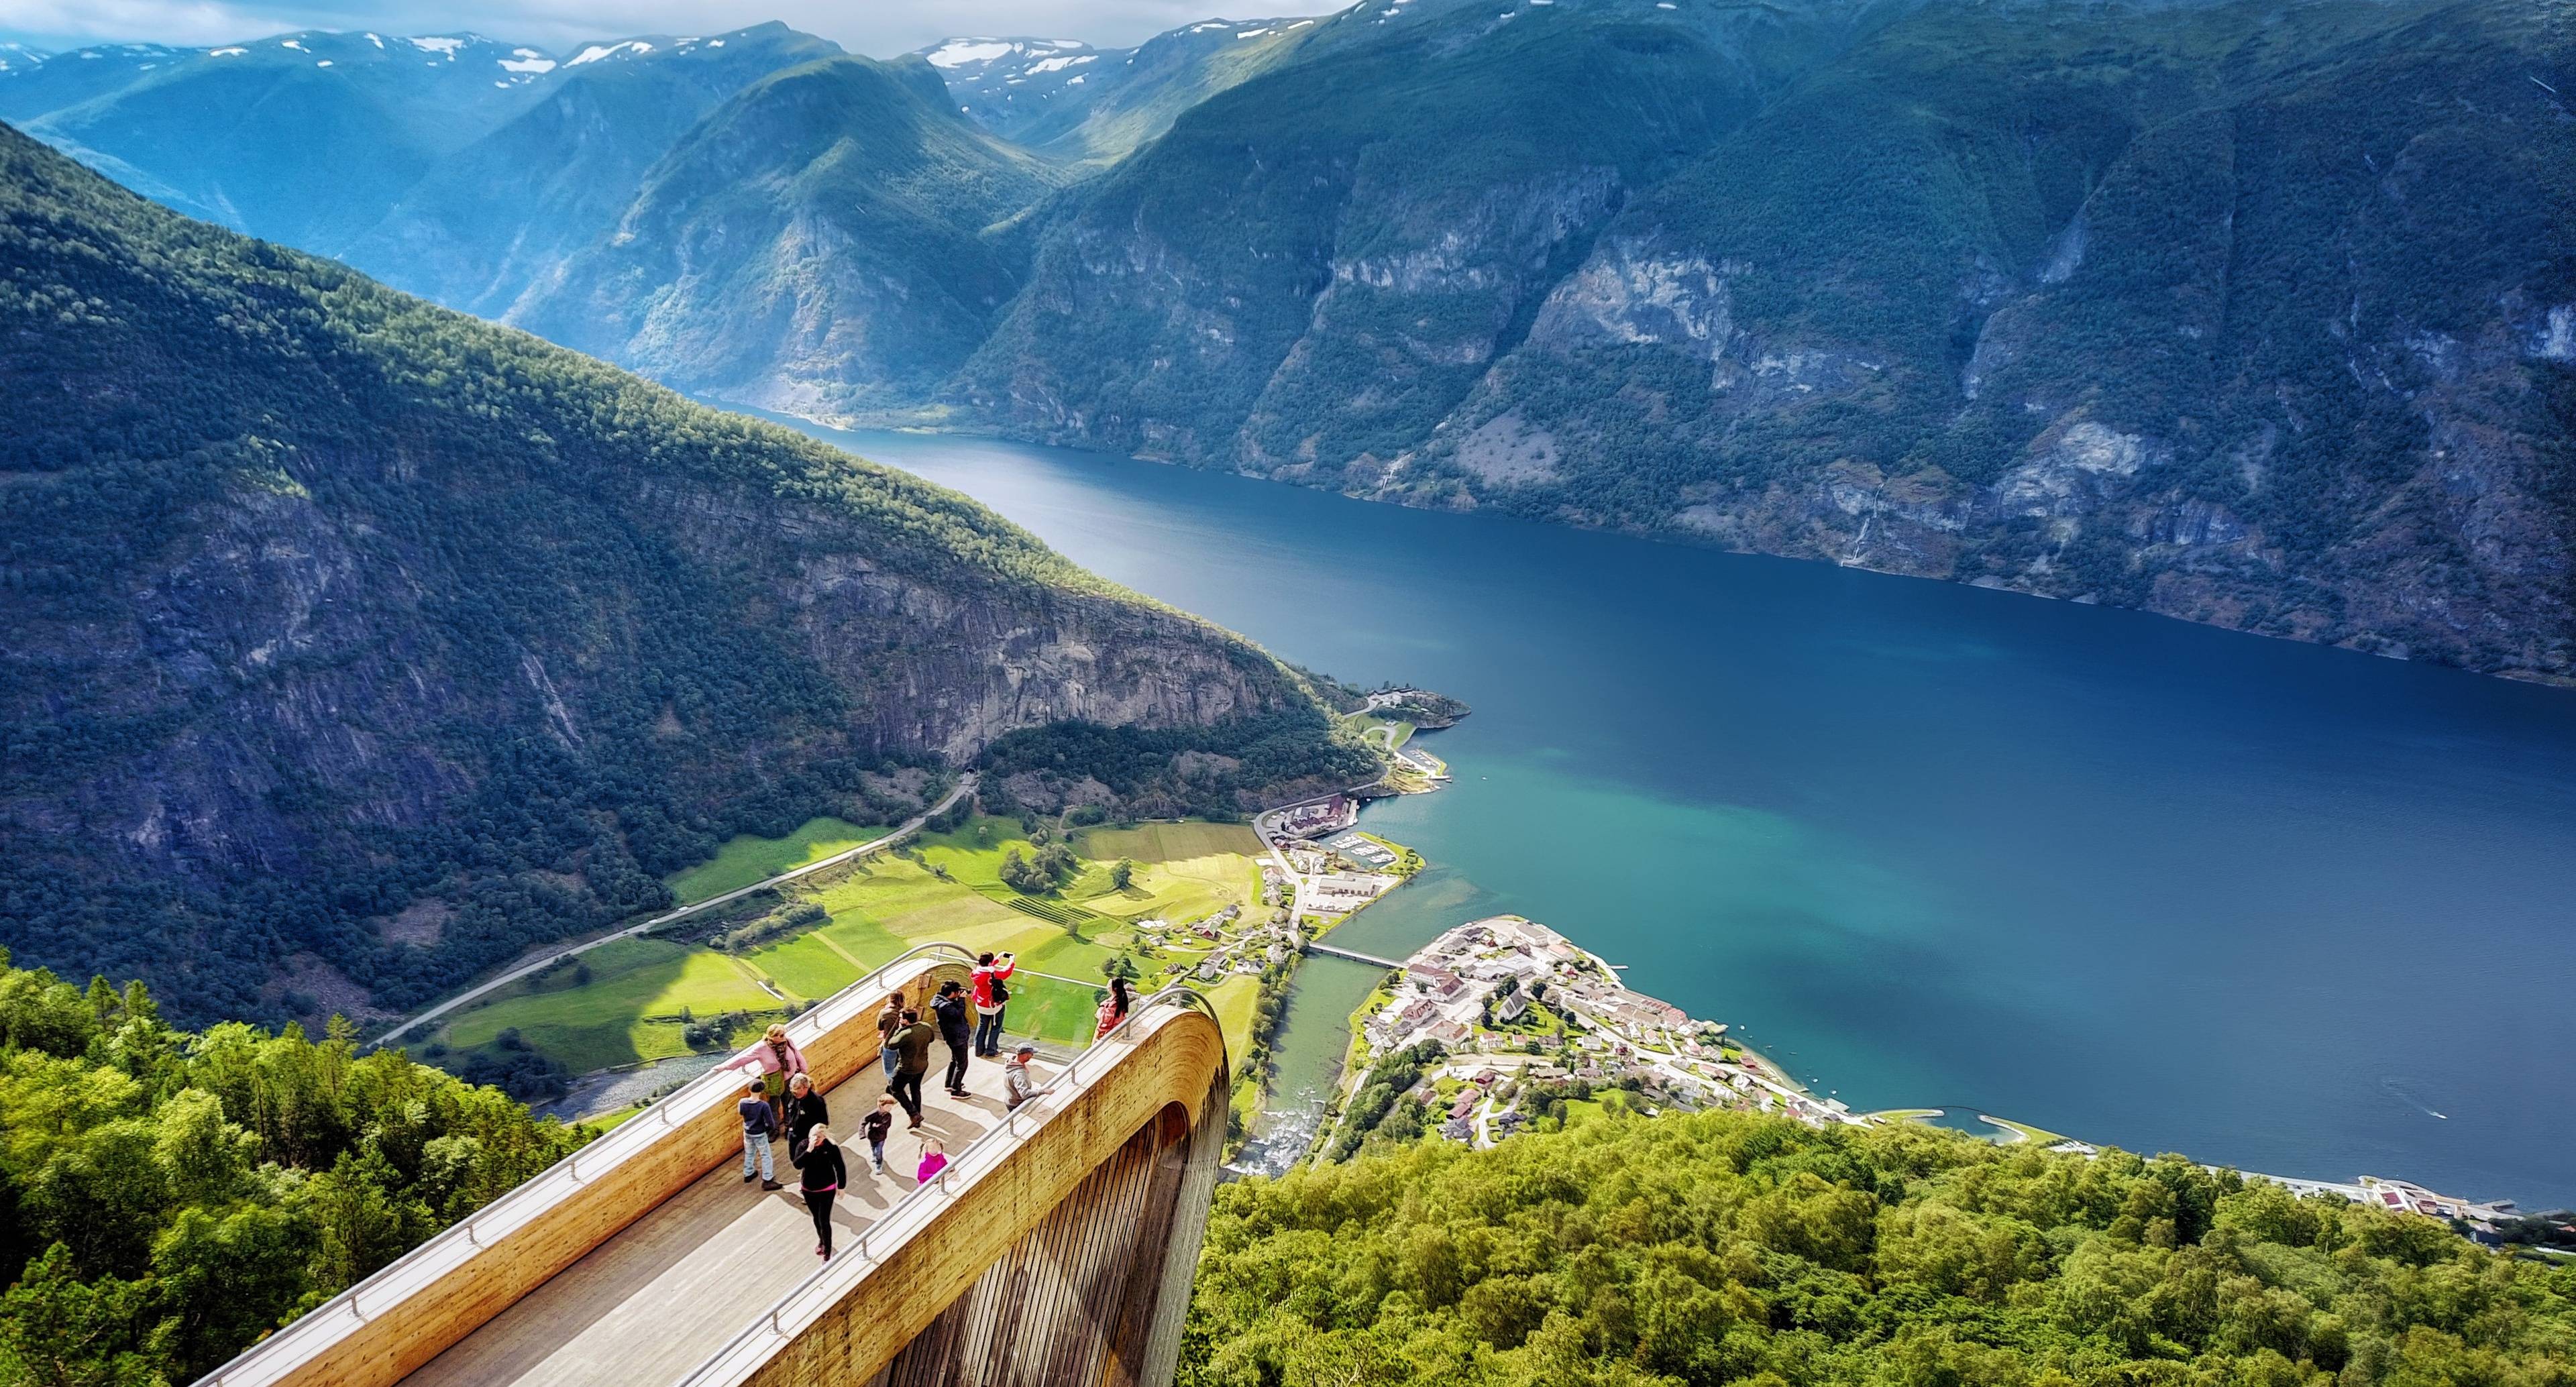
[1238,737,2536,1233]
[737,401,2576,691]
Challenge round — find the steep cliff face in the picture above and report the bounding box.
[957,0,2576,679]
[957,0,1812,466]
[0,124,1347,1023]
[1380,0,2576,675]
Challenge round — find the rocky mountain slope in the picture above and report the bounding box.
[343,23,845,316]
[511,52,1063,417]
[957,0,2576,679]
[19,0,2573,679]
[0,125,1364,1025]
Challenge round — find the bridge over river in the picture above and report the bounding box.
[195,946,1228,1387]
[1301,940,1403,970]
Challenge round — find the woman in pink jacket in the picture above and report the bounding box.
[724,1022,809,1129]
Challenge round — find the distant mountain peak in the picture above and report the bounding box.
[921,37,1094,70]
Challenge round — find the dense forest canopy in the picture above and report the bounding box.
[0,951,590,1386]
[1185,1111,2576,1386]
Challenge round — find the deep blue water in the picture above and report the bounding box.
[755,414,2576,1209]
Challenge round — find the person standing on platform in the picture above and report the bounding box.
[1004,1042,1040,1111]
[915,1136,947,1185]
[887,1008,935,1129]
[861,1095,896,1175]
[972,951,1016,1056]
[723,1022,808,1130]
[791,1123,847,1259]
[785,1072,828,1162]
[737,1078,782,1190]
[877,991,906,1079]
[1093,977,1132,1041]
[932,980,973,1097]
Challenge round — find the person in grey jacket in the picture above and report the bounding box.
[1004,1042,1040,1111]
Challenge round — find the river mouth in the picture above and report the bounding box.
[735,408,2576,1211]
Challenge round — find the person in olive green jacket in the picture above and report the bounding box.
[885,1007,937,1128]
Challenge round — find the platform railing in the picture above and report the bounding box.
[191,941,981,1387]
[672,981,1222,1387]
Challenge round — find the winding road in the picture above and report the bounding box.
[366,774,979,1052]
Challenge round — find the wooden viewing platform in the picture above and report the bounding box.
[193,948,1230,1387]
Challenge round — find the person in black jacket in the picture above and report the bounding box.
[791,1124,848,1259]
[931,979,973,1098]
[784,1072,828,1161]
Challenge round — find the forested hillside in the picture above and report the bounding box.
[1186,1111,2576,1386]
[0,124,1366,1028]
[0,952,590,1385]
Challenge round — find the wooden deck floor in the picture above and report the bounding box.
[402,1045,1055,1387]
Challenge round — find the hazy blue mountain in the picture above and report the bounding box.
[0,120,1360,1022]
[914,36,1108,136]
[0,42,189,118]
[7,32,553,249]
[513,52,1063,418]
[343,22,843,315]
[0,42,47,73]
[0,25,841,275]
[916,18,1319,162]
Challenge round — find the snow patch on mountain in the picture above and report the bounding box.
[566,40,653,66]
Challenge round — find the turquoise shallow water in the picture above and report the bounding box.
[752,414,2576,1208]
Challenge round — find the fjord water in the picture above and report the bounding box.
[767,416,2576,1207]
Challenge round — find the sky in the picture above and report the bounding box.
[0,0,1260,56]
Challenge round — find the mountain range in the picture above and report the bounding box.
[0,122,1364,1025]
[4,0,2572,685]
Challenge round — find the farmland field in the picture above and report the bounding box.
[436,814,1275,1085]
[665,816,893,904]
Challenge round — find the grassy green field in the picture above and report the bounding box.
[438,938,780,1072]
[665,816,893,904]
[1338,710,1415,752]
[438,814,1275,1076]
[1071,821,1264,925]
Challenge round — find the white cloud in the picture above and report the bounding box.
[0,0,1267,56]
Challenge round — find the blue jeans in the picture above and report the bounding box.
[742,1131,773,1182]
[975,1007,1005,1056]
[881,1044,899,1078]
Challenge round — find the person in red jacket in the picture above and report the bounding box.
[971,950,1016,1056]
